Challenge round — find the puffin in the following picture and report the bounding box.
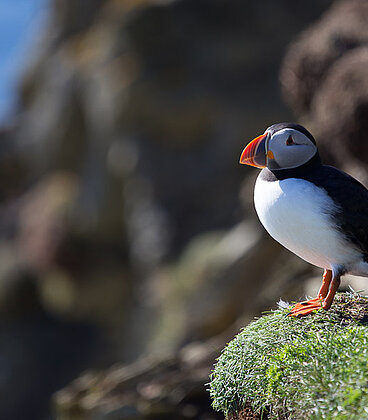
[239,122,368,317]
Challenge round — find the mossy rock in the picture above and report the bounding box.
[209,293,368,419]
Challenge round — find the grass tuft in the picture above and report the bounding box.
[209,292,368,419]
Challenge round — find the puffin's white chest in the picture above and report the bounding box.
[254,176,358,270]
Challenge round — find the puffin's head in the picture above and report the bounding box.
[240,123,318,170]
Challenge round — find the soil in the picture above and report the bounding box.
[334,294,368,324]
[227,404,264,420]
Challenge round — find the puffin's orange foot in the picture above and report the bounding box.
[288,298,323,317]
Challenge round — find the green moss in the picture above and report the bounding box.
[209,293,368,419]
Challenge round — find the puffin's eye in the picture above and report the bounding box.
[286,135,294,146]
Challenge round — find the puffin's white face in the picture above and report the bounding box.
[239,124,318,170]
[266,128,317,170]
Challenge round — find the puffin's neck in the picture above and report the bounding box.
[265,152,322,181]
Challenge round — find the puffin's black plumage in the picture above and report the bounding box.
[261,163,368,263]
[266,122,317,145]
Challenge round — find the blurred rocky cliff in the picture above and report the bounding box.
[281,0,368,184]
[0,0,342,419]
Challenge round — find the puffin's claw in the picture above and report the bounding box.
[288,297,323,317]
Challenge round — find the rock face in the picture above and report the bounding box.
[0,0,336,419]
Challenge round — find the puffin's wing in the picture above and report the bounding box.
[310,166,368,257]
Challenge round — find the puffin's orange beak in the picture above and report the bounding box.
[239,133,268,168]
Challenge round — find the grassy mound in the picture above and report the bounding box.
[209,293,368,419]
